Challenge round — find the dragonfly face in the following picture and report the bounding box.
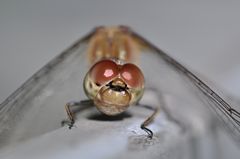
[84,59,144,115]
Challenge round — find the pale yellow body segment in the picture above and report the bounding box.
[87,26,141,64]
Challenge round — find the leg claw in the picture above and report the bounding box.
[61,120,75,129]
[141,125,153,139]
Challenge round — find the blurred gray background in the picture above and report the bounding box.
[0,0,240,103]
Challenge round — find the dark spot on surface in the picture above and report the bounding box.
[87,112,132,121]
[128,135,161,151]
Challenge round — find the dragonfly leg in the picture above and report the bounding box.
[137,104,159,139]
[61,100,93,129]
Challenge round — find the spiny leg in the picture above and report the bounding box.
[137,104,159,139]
[61,100,93,129]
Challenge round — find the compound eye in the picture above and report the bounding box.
[89,60,119,85]
[120,63,144,88]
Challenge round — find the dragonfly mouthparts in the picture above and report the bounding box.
[106,81,128,92]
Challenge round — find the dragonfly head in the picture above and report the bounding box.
[84,59,144,115]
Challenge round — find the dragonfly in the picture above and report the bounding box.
[61,26,240,140]
[61,26,159,138]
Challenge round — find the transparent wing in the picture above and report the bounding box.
[131,29,240,143]
[0,29,96,147]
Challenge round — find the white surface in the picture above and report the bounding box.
[0,1,240,102]
[0,112,180,159]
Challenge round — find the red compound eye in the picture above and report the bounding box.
[89,60,119,85]
[120,63,144,88]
